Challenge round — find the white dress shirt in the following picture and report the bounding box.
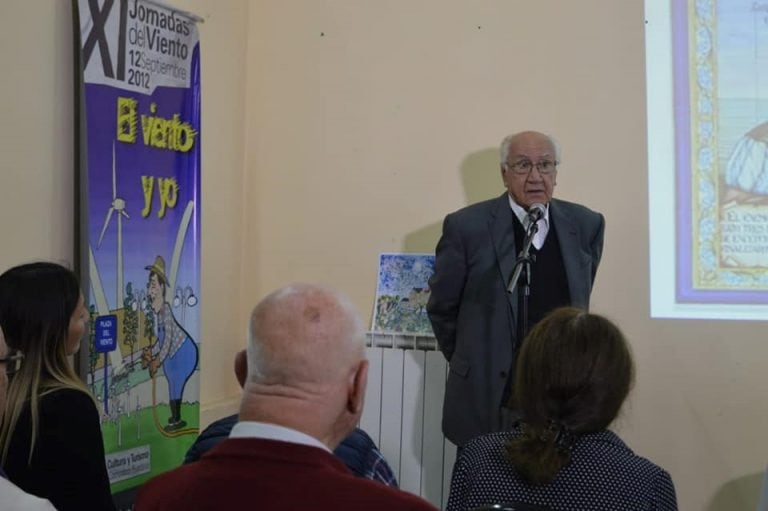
[229,421,331,453]
[508,196,550,250]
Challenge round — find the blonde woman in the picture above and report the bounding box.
[0,262,114,511]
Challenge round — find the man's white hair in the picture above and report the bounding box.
[500,132,561,165]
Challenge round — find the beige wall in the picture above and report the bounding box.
[176,0,250,415]
[2,1,766,509]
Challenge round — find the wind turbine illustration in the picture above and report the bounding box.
[93,142,131,414]
[97,141,129,307]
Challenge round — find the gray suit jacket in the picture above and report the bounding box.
[426,193,605,446]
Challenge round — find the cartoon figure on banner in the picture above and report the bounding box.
[141,255,199,432]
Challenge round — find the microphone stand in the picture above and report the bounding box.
[507,218,539,338]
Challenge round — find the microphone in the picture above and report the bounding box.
[527,203,546,223]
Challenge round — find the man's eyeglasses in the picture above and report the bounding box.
[0,350,24,376]
[504,159,558,176]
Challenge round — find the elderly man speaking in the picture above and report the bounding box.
[136,284,436,511]
[427,131,605,447]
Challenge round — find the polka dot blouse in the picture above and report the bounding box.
[447,428,677,511]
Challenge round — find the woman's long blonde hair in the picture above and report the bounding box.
[0,262,90,465]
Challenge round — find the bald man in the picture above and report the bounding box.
[427,131,605,446]
[183,347,398,485]
[135,284,436,511]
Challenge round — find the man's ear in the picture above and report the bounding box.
[234,349,248,388]
[347,359,368,414]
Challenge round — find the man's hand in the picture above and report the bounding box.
[148,358,160,378]
[140,347,153,368]
[141,347,159,377]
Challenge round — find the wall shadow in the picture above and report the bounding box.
[706,470,764,511]
[402,147,501,253]
[460,147,502,206]
[398,147,501,503]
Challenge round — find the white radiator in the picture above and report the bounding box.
[360,333,457,510]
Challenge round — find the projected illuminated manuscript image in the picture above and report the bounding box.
[675,0,768,303]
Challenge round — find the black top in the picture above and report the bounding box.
[511,212,570,336]
[447,428,677,511]
[3,388,115,511]
[503,213,570,405]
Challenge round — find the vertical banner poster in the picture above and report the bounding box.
[75,0,201,495]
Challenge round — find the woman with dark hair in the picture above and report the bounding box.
[446,307,677,511]
[0,262,115,511]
